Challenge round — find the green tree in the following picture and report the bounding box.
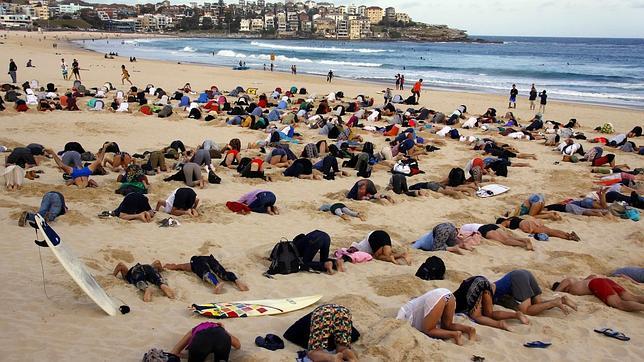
[201,17,213,30]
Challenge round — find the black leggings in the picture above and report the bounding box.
[293,230,333,272]
[318,155,339,175]
[190,255,237,282]
[390,174,417,196]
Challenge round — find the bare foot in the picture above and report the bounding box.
[152,260,163,271]
[340,214,351,221]
[324,261,336,275]
[556,298,570,315]
[213,283,224,294]
[466,326,478,341]
[235,280,249,291]
[525,240,534,251]
[358,213,367,221]
[143,288,152,302]
[336,258,345,272]
[562,295,578,311]
[453,331,464,346]
[517,311,530,325]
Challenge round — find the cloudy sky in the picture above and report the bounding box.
[87,0,644,37]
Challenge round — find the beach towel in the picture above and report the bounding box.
[3,165,25,188]
[333,248,372,263]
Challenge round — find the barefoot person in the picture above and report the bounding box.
[397,288,477,345]
[495,216,581,241]
[292,230,345,275]
[454,276,529,331]
[113,260,174,302]
[553,275,644,312]
[108,192,155,222]
[156,187,200,217]
[170,322,241,362]
[494,269,576,316]
[164,255,248,294]
[45,147,105,188]
[307,304,358,362]
[351,230,410,265]
[121,65,132,85]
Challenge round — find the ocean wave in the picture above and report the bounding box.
[319,60,382,67]
[249,54,313,63]
[217,50,247,58]
[250,41,389,53]
[181,46,197,52]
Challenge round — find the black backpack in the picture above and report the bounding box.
[267,238,305,275]
[415,256,446,280]
[448,167,466,187]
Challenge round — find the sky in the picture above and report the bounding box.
[85,0,644,38]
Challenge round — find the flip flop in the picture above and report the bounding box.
[524,341,552,348]
[98,210,114,219]
[594,328,630,341]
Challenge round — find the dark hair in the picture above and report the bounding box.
[551,282,560,291]
[631,126,642,137]
[495,217,507,224]
[229,138,241,151]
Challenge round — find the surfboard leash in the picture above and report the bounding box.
[37,245,52,300]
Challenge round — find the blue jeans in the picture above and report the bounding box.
[248,192,276,213]
[28,192,63,222]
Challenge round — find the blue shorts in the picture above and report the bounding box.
[509,96,517,102]
[70,166,92,179]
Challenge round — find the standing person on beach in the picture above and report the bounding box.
[529,84,537,110]
[395,74,400,89]
[400,75,405,90]
[121,65,132,85]
[8,58,17,83]
[412,79,423,102]
[327,70,334,83]
[71,58,80,81]
[60,58,68,80]
[539,89,548,113]
[509,84,518,109]
[270,63,274,72]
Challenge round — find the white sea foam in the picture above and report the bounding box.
[250,41,389,53]
[181,46,197,52]
[217,50,247,58]
[319,60,382,67]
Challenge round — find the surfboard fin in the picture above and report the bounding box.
[34,239,49,248]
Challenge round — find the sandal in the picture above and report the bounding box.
[98,210,114,219]
[594,328,630,341]
[524,341,551,348]
[18,211,28,227]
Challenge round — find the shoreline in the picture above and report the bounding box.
[72,36,644,111]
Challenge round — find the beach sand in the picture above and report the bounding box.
[0,31,643,361]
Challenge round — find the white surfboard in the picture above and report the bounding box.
[192,295,322,319]
[33,214,120,316]
[477,184,510,198]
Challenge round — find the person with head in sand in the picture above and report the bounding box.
[170,321,241,362]
[105,192,156,222]
[220,138,242,169]
[397,288,477,345]
[494,269,576,316]
[473,223,534,250]
[514,193,561,221]
[163,255,249,294]
[156,187,200,217]
[346,179,394,203]
[307,304,358,362]
[45,147,105,188]
[454,276,529,331]
[293,230,345,275]
[495,216,581,241]
[552,275,644,312]
[238,189,279,215]
[351,230,410,265]
[113,260,174,302]
[412,222,467,255]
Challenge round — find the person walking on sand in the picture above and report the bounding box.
[71,58,80,81]
[121,64,132,85]
[8,58,17,83]
[529,84,537,110]
[60,58,68,80]
[509,84,518,109]
[327,70,334,83]
[412,79,423,102]
[538,89,548,113]
[400,74,405,90]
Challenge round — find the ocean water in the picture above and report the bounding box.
[78,36,644,108]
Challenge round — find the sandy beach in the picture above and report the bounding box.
[0,30,643,362]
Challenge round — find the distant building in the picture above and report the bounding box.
[385,7,395,22]
[395,12,410,23]
[276,12,287,32]
[0,14,32,28]
[239,18,250,31]
[58,3,91,14]
[251,18,264,31]
[313,17,335,37]
[365,6,383,24]
[336,18,348,38]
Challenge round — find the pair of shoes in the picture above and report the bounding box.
[158,217,180,227]
[98,210,114,219]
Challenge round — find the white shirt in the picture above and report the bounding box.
[397,288,451,331]
[351,231,374,254]
[164,189,178,213]
[460,223,483,234]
